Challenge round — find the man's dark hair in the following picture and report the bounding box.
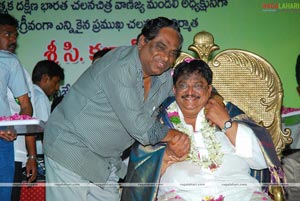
[51,95,64,112]
[173,59,213,85]
[296,54,300,86]
[137,17,183,49]
[32,60,64,83]
[92,48,112,63]
[0,13,18,27]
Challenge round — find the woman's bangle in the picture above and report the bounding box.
[27,155,37,160]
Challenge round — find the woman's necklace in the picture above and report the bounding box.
[166,101,224,171]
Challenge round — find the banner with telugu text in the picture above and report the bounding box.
[1,0,300,107]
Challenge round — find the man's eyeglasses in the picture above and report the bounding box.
[175,83,209,92]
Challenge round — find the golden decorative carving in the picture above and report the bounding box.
[188,31,219,62]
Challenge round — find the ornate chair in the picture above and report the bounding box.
[175,31,292,201]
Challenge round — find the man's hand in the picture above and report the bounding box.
[160,129,190,174]
[205,97,238,146]
[0,129,17,141]
[205,98,230,128]
[18,91,36,182]
[26,157,37,182]
[162,129,190,159]
[25,136,37,183]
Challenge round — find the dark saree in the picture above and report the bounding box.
[121,96,285,201]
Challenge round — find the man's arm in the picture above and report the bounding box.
[235,124,267,169]
[25,135,37,182]
[18,93,37,182]
[100,62,174,145]
[205,98,238,146]
[18,94,32,116]
[207,97,267,168]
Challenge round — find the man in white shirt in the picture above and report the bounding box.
[157,59,268,201]
[32,60,64,154]
[0,13,37,201]
[122,59,283,201]
[0,50,32,201]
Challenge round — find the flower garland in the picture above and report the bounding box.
[202,195,224,201]
[167,101,223,171]
[0,113,34,121]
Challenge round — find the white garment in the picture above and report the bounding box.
[33,84,51,154]
[7,68,36,166]
[158,108,267,201]
[45,156,120,201]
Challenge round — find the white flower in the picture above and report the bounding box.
[166,102,223,171]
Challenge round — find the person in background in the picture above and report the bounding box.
[281,54,300,201]
[32,60,64,155]
[0,12,36,201]
[44,17,190,201]
[281,54,300,149]
[296,54,300,96]
[0,50,32,201]
[92,48,113,64]
[122,59,283,201]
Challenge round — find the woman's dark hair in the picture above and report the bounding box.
[136,17,183,48]
[173,59,213,85]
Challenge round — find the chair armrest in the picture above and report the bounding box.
[270,186,285,201]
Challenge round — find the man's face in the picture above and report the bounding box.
[42,75,61,97]
[0,25,18,53]
[138,27,181,77]
[174,72,212,117]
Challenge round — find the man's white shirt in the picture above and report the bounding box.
[7,68,36,166]
[33,84,51,154]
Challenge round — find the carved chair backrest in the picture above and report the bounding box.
[175,31,292,158]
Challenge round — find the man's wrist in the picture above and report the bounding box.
[222,118,233,133]
[27,155,37,160]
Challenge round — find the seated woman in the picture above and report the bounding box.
[121,59,284,201]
